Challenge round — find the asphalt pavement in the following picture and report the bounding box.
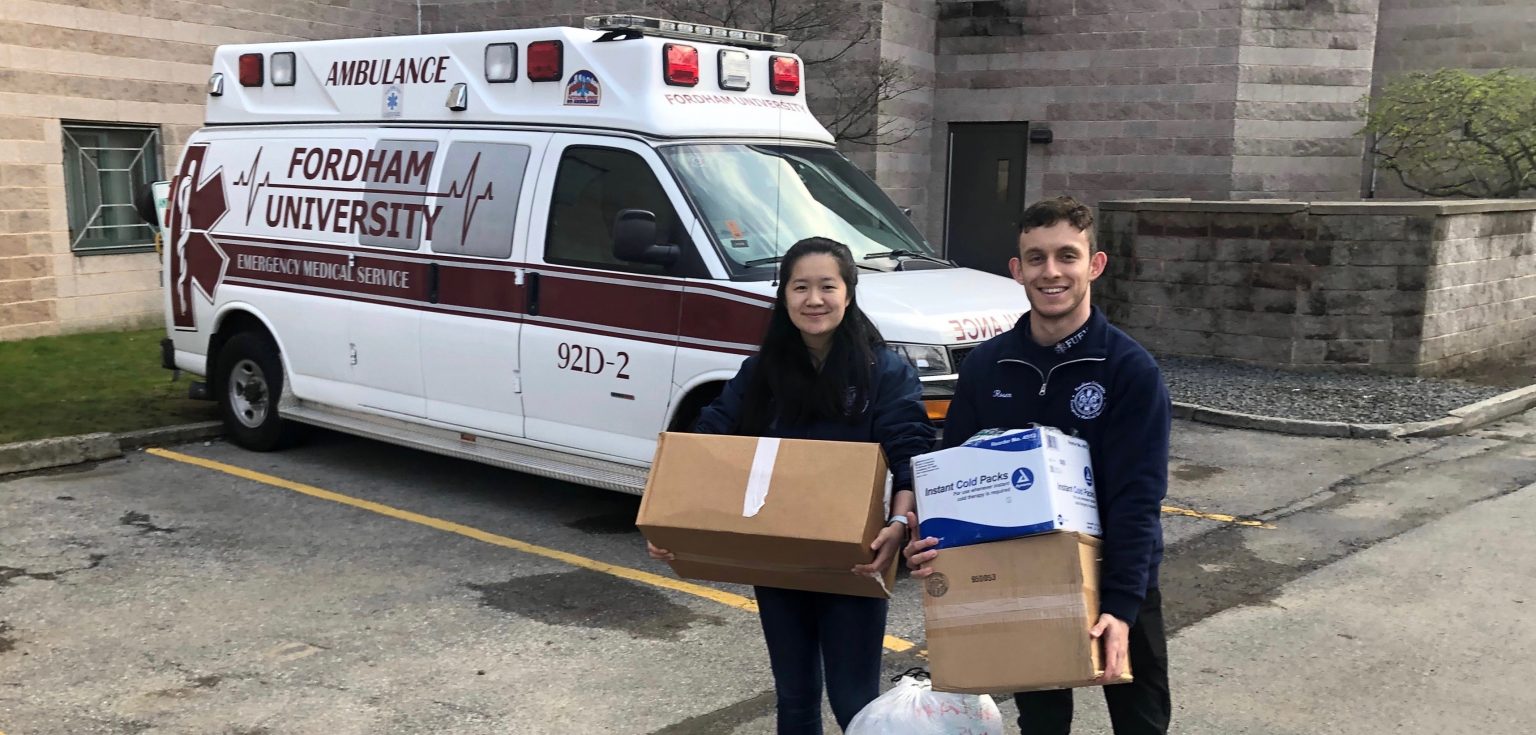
[2,410,1534,733]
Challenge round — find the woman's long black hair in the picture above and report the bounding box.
[737,237,887,434]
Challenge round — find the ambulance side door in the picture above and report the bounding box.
[519,135,704,463]
[418,131,547,439]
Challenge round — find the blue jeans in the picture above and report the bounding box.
[754,586,889,734]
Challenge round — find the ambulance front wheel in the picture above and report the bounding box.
[217,331,291,451]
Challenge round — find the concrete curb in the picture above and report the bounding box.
[1,421,222,477]
[1175,381,1536,440]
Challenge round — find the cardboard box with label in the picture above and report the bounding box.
[912,427,1098,549]
[922,531,1132,693]
[635,432,895,598]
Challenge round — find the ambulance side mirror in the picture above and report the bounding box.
[133,183,160,227]
[612,209,679,267]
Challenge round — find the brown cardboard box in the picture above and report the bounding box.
[635,432,896,598]
[922,532,1133,693]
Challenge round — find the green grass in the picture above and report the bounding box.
[0,328,217,444]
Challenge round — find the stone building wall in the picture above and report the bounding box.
[0,0,415,341]
[926,0,1245,245]
[1231,0,1380,201]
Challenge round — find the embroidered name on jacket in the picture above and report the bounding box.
[1055,326,1089,354]
[1071,381,1106,419]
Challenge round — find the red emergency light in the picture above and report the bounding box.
[770,55,800,96]
[528,40,563,82]
[239,53,264,87]
[664,43,699,87]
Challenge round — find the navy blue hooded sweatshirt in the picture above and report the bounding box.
[692,349,936,492]
[941,306,1171,625]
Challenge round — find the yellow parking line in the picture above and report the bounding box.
[147,448,917,653]
[1162,504,1274,529]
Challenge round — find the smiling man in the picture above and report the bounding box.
[906,195,1173,735]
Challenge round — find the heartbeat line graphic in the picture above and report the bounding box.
[234,147,268,226]
[445,153,494,242]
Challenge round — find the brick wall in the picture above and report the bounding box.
[0,0,414,341]
[1097,199,1536,375]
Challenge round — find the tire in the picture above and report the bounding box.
[216,331,291,451]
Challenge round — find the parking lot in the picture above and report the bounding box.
[4,412,1536,734]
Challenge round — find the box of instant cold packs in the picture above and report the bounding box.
[912,427,1099,549]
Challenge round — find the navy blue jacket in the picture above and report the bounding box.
[941,307,1171,625]
[693,349,936,491]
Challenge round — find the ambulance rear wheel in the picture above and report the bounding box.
[217,331,290,451]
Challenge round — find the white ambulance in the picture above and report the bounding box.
[160,14,1025,493]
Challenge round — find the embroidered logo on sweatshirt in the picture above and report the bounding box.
[1070,381,1106,419]
[992,389,1013,399]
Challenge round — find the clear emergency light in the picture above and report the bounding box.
[271,52,296,86]
[718,49,751,91]
[485,43,517,82]
[583,14,787,50]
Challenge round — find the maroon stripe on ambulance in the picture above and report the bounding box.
[436,264,522,313]
[537,273,682,335]
[209,235,770,350]
[681,290,771,347]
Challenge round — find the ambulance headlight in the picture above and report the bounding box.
[485,43,517,83]
[889,343,953,378]
[718,49,750,91]
[271,52,296,87]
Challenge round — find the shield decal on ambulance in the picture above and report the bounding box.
[564,70,601,106]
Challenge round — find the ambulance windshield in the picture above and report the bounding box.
[660,144,937,276]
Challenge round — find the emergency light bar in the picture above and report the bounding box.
[583,14,787,50]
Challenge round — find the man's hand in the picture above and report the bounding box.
[645,541,675,562]
[1091,612,1130,684]
[854,522,905,576]
[902,511,941,578]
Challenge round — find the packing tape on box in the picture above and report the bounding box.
[924,593,1087,630]
[670,551,891,595]
[743,437,780,517]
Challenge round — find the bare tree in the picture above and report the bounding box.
[648,0,923,147]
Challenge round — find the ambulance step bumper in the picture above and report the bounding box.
[281,402,650,494]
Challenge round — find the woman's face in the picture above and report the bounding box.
[784,253,848,341]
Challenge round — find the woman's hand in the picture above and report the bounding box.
[646,541,675,562]
[853,521,906,576]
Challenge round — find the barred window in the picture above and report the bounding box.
[62,122,162,253]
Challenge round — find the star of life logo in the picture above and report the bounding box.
[1071,381,1106,420]
[382,85,403,118]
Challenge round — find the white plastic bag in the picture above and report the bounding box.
[847,669,1004,735]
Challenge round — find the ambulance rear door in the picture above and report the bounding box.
[418,130,548,439]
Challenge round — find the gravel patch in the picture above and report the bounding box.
[1156,355,1512,425]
